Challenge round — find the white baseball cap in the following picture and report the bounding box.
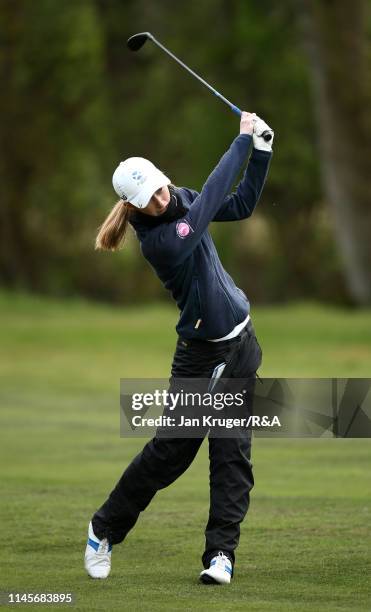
[112,157,171,209]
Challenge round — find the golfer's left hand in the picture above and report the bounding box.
[253,115,274,152]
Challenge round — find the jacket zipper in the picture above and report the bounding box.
[210,248,239,320]
[194,277,203,329]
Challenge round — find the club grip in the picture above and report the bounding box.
[261,130,273,142]
[231,105,242,116]
[232,106,273,142]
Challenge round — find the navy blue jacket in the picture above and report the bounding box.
[130,134,272,340]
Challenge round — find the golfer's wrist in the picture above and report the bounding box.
[236,133,253,142]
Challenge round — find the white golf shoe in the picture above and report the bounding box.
[200,552,233,584]
[84,521,112,579]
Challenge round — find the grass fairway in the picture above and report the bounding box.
[0,291,370,611]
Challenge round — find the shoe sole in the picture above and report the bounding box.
[200,573,221,585]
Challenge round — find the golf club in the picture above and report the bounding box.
[127,32,272,142]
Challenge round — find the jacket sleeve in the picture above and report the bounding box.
[212,148,272,222]
[142,134,253,267]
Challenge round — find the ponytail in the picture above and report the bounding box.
[95,199,132,251]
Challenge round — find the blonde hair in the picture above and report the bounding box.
[95,199,132,251]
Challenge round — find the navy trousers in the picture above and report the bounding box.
[92,320,262,569]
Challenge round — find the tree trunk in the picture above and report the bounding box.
[298,0,371,304]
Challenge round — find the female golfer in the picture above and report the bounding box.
[85,111,273,584]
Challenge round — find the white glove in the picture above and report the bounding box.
[253,115,274,152]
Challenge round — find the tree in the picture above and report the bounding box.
[0,0,108,292]
[298,0,371,304]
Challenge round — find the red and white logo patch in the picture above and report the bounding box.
[176,220,193,239]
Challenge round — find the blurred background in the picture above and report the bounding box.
[1,0,370,307]
[1,3,371,608]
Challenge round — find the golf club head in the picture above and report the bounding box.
[127,32,153,52]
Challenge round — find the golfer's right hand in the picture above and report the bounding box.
[239,111,255,135]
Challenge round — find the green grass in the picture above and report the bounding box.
[0,291,370,611]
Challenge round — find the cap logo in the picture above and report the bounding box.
[176,220,193,239]
[131,170,147,186]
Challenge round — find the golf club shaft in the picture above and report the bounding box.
[148,34,242,116]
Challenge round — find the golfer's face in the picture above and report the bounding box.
[142,186,171,216]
